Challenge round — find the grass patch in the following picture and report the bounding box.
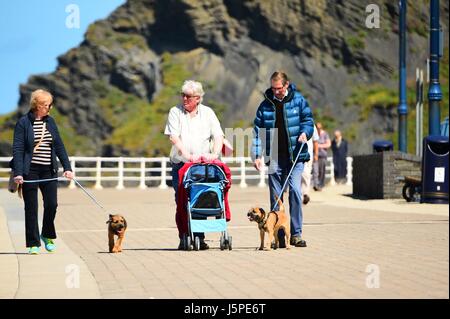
[346,31,366,51]
[86,22,147,50]
[0,112,15,144]
[313,107,337,134]
[345,84,399,121]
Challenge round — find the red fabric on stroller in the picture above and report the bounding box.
[175,160,232,238]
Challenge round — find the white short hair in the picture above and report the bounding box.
[181,80,205,103]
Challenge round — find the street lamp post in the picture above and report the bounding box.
[428,0,442,136]
[398,0,408,152]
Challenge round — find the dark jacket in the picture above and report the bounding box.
[251,83,314,163]
[331,138,348,178]
[11,111,72,176]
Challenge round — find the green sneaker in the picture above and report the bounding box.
[41,236,56,252]
[28,246,40,255]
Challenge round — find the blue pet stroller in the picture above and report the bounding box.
[181,163,232,251]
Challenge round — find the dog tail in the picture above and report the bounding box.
[275,195,284,212]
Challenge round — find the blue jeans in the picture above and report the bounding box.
[268,158,304,238]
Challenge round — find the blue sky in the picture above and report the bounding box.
[0,0,126,115]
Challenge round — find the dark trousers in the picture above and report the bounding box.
[22,163,58,247]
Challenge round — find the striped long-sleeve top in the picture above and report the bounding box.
[31,120,53,165]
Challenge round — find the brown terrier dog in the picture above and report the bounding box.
[247,197,290,250]
[106,214,127,253]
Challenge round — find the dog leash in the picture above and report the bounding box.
[22,177,62,183]
[21,177,108,213]
[71,178,108,212]
[271,142,306,212]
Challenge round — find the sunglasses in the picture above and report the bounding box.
[180,93,199,100]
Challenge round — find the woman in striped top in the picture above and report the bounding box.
[12,89,73,255]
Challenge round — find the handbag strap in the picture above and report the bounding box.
[33,122,46,153]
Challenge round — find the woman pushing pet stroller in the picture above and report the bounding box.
[164,79,230,250]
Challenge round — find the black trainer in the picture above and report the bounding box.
[290,236,307,247]
[199,240,209,250]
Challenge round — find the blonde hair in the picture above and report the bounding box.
[30,89,53,112]
[181,80,205,103]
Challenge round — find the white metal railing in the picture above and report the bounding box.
[0,156,353,189]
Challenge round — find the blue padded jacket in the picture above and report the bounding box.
[251,84,314,163]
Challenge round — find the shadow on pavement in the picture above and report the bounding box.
[342,193,370,200]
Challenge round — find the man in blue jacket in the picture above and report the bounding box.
[252,71,314,247]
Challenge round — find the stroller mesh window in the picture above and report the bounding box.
[188,165,226,183]
[193,191,221,209]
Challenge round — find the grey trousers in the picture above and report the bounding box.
[317,157,327,188]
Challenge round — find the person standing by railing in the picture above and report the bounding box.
[11,89,73,255]
[313,122,331,191]
[331,130,349,184]
[164,80,224,250]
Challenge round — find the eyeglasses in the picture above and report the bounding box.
[271,84,286,92]
[180,93,199,100]
[37,102,53,108]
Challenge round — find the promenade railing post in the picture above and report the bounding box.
[346,157,353,186]
[239,157,247,188]
[94,157,103,189]
[139,157,147,190]
[159,158,168,189]
[329,157,336,186]
[116,157,124,190]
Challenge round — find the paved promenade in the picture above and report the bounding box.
[0,184,448,299]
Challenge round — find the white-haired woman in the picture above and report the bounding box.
[164,80,224,250]
[12,89,73,254]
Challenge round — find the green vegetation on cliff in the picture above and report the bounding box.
[344,48,449,154]
[99,52,192,156]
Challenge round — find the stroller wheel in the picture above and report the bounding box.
[220,236,225,251]
[194,236,200,251]
[186,236,192,251]
[182,234,192,251]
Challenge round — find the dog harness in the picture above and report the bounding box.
[258,210,280,230]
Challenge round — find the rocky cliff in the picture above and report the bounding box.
[0,0,448,156]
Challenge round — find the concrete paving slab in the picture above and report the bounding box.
[0,184,448,299]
